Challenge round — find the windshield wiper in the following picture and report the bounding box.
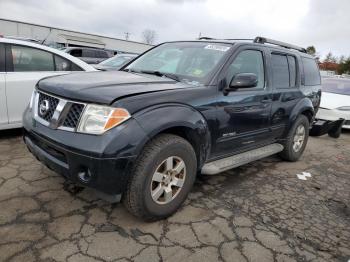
[139,70,180,82]
[122,68,138,73]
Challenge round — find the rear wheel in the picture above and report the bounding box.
[279,115,309,162]
[124,134,197,221]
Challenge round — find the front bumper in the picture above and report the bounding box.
[23,107,149,195]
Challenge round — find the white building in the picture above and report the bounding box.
[0,18,152,54]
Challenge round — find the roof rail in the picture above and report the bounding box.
[254,36,306,53]
[198,37,215,40]
[198,37,253,41]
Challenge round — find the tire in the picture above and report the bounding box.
[279,115,310,162]
[123,134,197,221]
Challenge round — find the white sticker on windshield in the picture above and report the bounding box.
[204,44,230,52]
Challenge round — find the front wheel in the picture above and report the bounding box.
[123,134,197,221]
[279,115,310,162]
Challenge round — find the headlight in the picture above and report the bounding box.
[337,106,350,111]
[77,104,131,135]
[29,90,37,109]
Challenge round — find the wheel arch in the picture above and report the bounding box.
[288,98,315,126]
[133,104,211,168]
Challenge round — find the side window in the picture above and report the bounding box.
[302,57,321,86]
[271,54,289,88]
[226,50,265,89]
[97,51,109,58]
[11,45,54,72]
[54,55,83,71]
[55,55,71,71]
[83,49,96,58]
[287,56,297,87]
[71,63,83,71]
[69,49,82,57]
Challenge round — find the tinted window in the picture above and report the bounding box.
[288,56,297,87]
[70,49,82,57]
[11,45,54,72]
[271,54,289,88]
[96,50,109,58]
[83,49,96,58]
[226,50,265,89]
[303,57,321,86]
[322,78,350,95]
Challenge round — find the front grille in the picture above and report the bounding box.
[35,91,86,131]
[344,120,350,125]
[62,103,85,128]
[38,93,59,122]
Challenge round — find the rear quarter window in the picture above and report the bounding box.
[302,57,320,86]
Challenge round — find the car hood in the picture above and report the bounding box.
[320,92,350,109]
[37,71,188,104]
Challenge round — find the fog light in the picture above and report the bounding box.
[78,169,92,183]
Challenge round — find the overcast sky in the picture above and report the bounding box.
[0,0,349,58]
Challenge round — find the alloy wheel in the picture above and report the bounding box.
[150,156,186,205]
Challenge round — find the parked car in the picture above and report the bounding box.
[0,37,96,130]
[316,77,350,129]
[64,47,112,64]
[23,37,321,220]
[94,53,138,71]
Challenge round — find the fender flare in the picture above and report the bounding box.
[287,98,315,130]
[133,103,211,167]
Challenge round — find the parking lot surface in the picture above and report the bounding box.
[0,130,349,262]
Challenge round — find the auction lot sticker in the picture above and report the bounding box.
[204,44,230,52]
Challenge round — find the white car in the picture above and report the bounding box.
[316,77,350,129]
[0,38,96,130]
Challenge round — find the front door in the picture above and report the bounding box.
[213,47,272,159]
[5,44,65,124]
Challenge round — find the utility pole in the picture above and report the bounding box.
[124,32,131,41]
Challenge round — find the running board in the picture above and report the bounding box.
[201,143,284,175]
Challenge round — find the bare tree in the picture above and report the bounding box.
[142,29,157,44]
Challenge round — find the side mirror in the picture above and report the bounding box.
[229,73,258,90]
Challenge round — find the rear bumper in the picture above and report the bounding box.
[316,108,350,129]
[310,119,345,137]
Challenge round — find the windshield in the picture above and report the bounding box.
[322,78,350,95]
[100,55,135,67]
[126,42,232,84]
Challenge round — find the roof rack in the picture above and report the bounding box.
[198,37,253,41]
[198,36,307,53]
[254,36,306,53]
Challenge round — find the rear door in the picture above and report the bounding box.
[0,43,7,126]
[5,44,67,124]
[268,51,302,138]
